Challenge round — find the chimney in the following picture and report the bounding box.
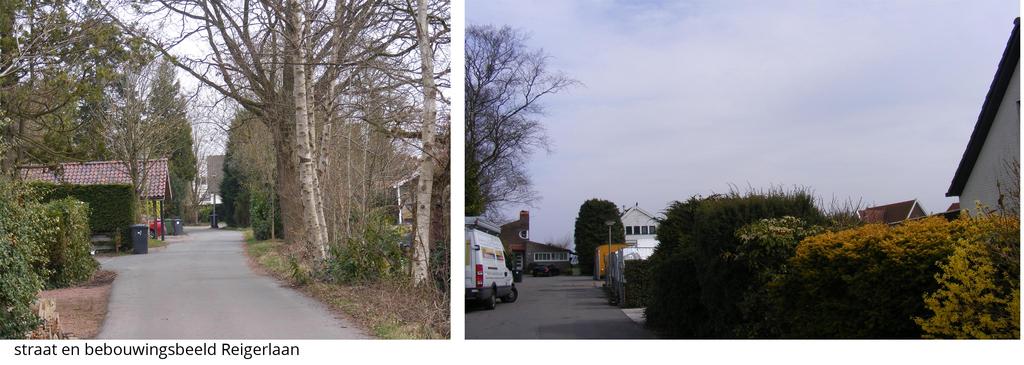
[519,210,530,230]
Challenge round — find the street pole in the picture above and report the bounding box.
[604,220,614,279]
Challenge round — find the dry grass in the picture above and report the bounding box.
[243,231,450,339]
[36,270,117,339]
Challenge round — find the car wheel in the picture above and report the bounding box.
[501,286,518,303]
[483,286,497,310]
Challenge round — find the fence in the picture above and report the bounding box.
[605,247,654,307]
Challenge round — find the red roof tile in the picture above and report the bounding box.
[19,159,170,199]
[859,199,926,225]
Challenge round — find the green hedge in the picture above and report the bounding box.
[37,199,99,289]
[622,260,650,308]
[2,179,101,338]
[0,178,44,339]
[31,183,136,235]
[645,190,825,338]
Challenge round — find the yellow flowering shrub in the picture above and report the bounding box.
[770,217,959,338]
[915,214,1019,339]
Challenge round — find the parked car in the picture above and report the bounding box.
[465,217,518,310]
[531,264,561,277]
[148,219,164,238]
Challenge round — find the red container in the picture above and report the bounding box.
[148,219,164,237]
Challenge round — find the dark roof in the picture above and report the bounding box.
[859,199,926,225]
[19,159,171,199]
[527,241,573,254]
[947,18,1020,197]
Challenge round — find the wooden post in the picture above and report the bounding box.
[159,199,165,241]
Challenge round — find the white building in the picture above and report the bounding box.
[620,204,660,247]
[947,18,1020,215]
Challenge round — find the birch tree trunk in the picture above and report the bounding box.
[412,0,437,285]
[288,0,327,260]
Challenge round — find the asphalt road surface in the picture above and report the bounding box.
[98,227,367,339]
[466,275,656,339]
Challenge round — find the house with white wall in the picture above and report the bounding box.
[621,204,660,248]
[947,18,1020,215]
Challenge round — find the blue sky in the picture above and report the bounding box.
[468,0,1020,244]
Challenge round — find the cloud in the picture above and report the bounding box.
[469,0,1019,243]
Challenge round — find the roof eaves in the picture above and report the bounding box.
[947,18,1020,197]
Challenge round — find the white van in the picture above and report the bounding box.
[465,217,517,309]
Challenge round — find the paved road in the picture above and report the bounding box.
[466,275,656,339]
[98,227,367,339]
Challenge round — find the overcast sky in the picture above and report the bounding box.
[468,0,1020,244]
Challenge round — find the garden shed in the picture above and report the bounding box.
[19,159,172,239]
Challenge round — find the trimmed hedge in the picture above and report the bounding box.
[31,183,136,235]
[622,260,650,308]
[770,217,958,338]
[0,178,44,339]
[37,198,99,289]
[2,179,100,338]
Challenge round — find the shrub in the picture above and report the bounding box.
[0,178,43,338]
[325,214,408,284]
[30,183,136,235]
[37,198,99,289]
[198,205,213,223]
[645,189,825,338]
[430,240,450,294]
[250,191,282,241]
[916,214,1019,339]
[770,217,958,338]
[622,259,651,308]
[733,216,825,337]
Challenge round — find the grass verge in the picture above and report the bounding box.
[243,230,449,339]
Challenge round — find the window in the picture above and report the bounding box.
[649,225,657,235]
[641,226,648,235]
[625,226,633,235]
[496,251,505,261]
[534,252,568,262]
[634,226,642,235]
[519,230,529,239]
[483,248,496,260]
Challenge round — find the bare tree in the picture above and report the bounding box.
[547,233,573,251]
[465,25,577,216]
[104,0,421,257]
[409,0,438,284]
[99,62,184,219]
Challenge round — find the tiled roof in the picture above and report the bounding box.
[19,159,170,199]
[858,199,925,225]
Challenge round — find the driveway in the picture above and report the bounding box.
[466,275,656,339]
[97,227,367,339]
